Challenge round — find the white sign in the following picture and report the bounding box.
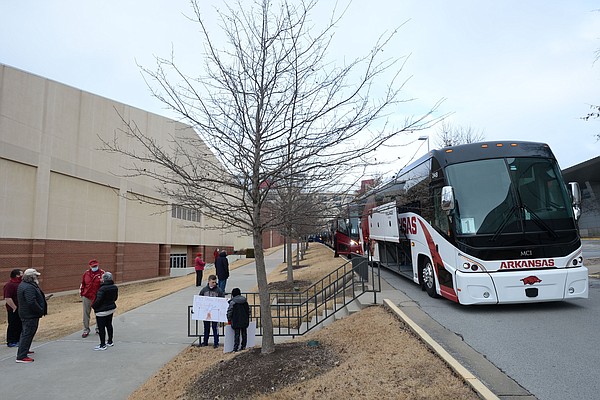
[191,295,229,322]
[224,321,256,353]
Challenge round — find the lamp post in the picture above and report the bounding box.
[418,135,429,152]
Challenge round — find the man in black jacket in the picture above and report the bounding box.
[16,268,47,363]
[215,251,230,293]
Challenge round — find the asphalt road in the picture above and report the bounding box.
[382,253,600,400]
[582,238,600,259]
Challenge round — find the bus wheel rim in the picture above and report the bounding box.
[424,263,434,288]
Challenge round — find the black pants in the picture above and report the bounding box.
[96,314,114,346]
[195,270,203,287]
[6,308,22,344]
[203,321,219,346]
[234,327,247,351]
[17,318,39,360]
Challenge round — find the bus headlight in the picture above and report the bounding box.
[569,255,584,267]
[459,254,485,272]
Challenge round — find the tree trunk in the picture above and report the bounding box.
[286,227,294,283]
[253,227,275,354]
[295,239,300,268]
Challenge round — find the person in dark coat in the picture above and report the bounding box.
[215,251,229,293]
[91,271,118,351]
[227,287,250,352]
[3,268,23,347]
[16,268,47,363]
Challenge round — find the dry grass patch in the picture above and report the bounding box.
[129,306,479,400]
[129,244,479,400]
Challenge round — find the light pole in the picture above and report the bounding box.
[418,135,429,152]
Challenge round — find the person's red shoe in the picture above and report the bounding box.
[16,357,34,363]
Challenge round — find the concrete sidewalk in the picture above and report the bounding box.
[1,247,597,400]
[0,249,286,400]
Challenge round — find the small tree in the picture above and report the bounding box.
[581,104,600,141]
[104,0,441,354]
[435,121,485,147]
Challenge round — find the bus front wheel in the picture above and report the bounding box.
[421,259,438,298]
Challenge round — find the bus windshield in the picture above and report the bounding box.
[338,217,361,240]
[445,157,574,236]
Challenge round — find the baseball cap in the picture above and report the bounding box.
[23,268,41,276]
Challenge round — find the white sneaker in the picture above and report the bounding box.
[94,345,107,351]
[106,341,114,347]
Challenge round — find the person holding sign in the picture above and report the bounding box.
[198,275,224,348]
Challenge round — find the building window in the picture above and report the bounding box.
[171,205,201,222]
[170,254,187,268]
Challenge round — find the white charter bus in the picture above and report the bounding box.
[367,141,588,305]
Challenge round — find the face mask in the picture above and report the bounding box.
[91,267,99,272]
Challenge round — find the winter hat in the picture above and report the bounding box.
[102,271,113,281]
[89,259,99,267]
[24,268,41,276]
[231,288,241,297]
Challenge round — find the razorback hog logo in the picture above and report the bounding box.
[521,276,542,285]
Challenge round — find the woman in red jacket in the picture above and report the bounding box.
[194,253,206,287]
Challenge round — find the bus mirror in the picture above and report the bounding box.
[441,186,455,211]
[569,182,581,205]
[569,182,581,220]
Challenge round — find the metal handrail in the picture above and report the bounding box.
[187,255,380,339]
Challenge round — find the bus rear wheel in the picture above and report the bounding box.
[421,259,438,298]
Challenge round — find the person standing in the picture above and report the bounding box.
[227,287,250,352]
[198,275,224,348]
[16,268,47,363]
[213,248,220,264]
[80,259,104,338]
[91,271,118,351]
[194,253,206,287]
[4,269,23,347]
[215,251,229,293]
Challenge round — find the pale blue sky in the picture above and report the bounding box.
[1,0,599,171]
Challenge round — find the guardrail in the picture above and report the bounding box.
[187,256,380,339]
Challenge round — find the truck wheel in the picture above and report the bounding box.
[421,259,438,298]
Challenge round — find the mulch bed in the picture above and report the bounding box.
[185,341,339,399]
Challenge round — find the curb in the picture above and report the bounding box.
[382,299,500,400]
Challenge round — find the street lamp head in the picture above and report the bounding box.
[418,136,428,141]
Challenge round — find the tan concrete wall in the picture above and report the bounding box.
[0,64,253,285]
[0,159,36,237]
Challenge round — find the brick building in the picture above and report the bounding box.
[0,64,252,293]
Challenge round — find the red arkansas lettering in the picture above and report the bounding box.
[399,216,418,235]
[500,259,555,269]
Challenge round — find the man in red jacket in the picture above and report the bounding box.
[80,259,104,338]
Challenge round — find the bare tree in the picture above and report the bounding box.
[103,0,441,353]
[582,104,600,141]
[435,121,485,148]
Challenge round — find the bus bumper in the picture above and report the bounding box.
[456,266,589,305]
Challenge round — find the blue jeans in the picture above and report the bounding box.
[203,321,219,346]
[218,279,227,293]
